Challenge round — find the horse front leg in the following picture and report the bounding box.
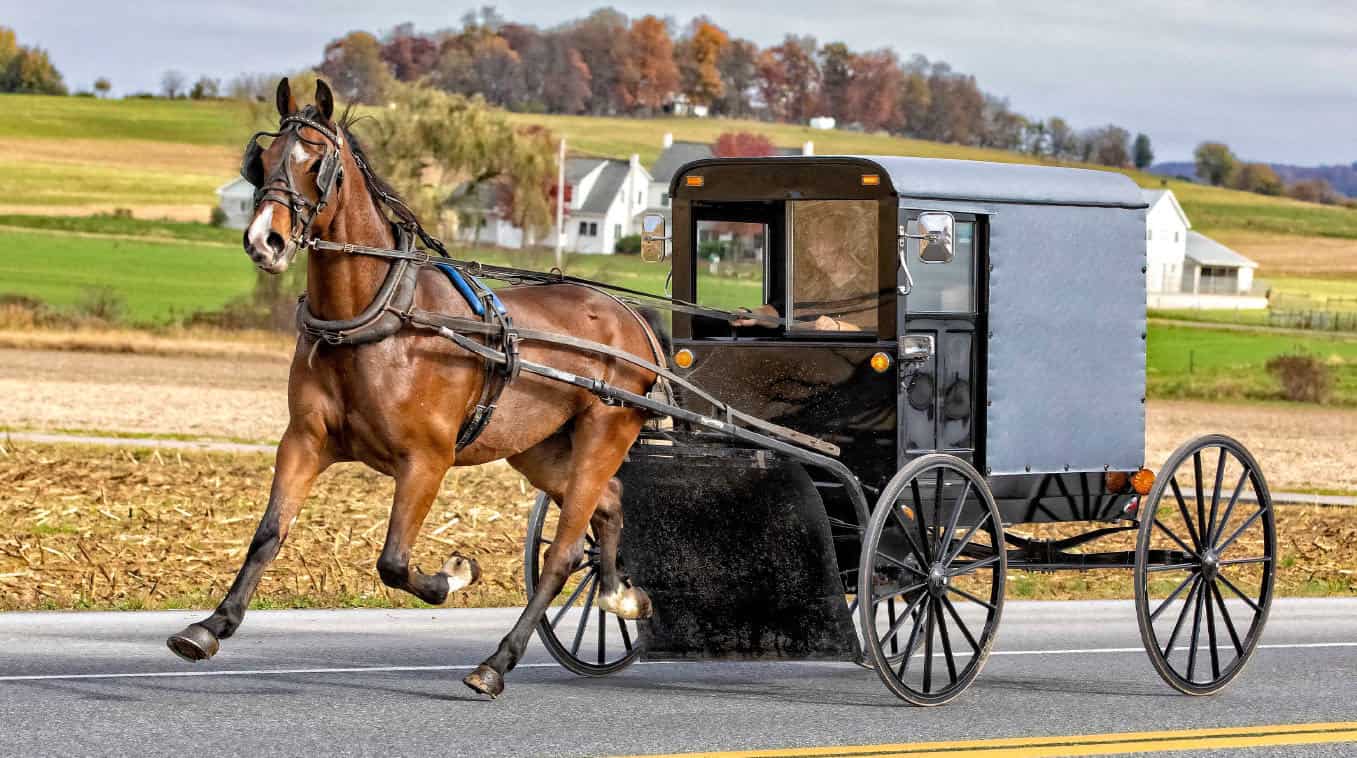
[375,455,481,605]
[166,419,331,661]
[464,407,644,698]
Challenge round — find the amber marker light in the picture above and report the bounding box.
[870,351,892,373]
[861,174,881,186]
[684,175,705,188]
[1105,471,1129,494]
[673,349,695,369]
[1131,468,1156,496]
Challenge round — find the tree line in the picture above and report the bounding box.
[315,8,1155,169]
[1193,142,1353,206]
[0,27,65,94]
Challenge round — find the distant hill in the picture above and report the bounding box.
[1150,160,1357,198]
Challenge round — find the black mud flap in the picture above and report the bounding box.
[617,448,860,661]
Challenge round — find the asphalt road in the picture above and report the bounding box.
[0,599,1354,757]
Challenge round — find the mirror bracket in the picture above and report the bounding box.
[640,212,669,263]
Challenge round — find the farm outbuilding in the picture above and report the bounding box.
[215,177,255,230]
[1142,188,1264,309]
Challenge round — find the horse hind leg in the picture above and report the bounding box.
[375,454,481,605]
[465,406,646,698]
[592,478,651,621]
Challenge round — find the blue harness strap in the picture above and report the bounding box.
[434,262,487,317]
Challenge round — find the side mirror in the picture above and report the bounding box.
[917,211,954,263]
[640,213,668,263]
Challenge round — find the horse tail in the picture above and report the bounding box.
[635,305,672,359]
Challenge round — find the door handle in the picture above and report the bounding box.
[901,334,934,362]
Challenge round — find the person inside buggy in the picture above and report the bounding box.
[693,198,882,337]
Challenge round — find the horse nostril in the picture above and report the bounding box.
[265,231,286,255]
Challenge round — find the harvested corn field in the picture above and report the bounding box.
[0,442,1353,611]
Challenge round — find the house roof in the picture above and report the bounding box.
[579,161,630,214]
[650,140,807,184]
[1141,188,1191,229]
[216,176,254,196]
[565,157,607,186]
[1185,231,1258,268]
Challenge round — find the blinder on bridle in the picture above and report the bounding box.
[240,109,345,248]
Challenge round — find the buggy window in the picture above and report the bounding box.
[788,200,879,333]
[694,219,768,313]
[905,219,975,313]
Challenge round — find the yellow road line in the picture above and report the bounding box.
[625,721,1357,758]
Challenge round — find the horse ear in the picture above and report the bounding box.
[315,79,335,122]
[276,77,297,118]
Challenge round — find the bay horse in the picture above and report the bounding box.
[166,78,657,698]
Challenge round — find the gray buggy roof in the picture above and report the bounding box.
[854,156,1147,208]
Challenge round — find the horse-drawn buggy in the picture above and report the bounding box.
[522,155,1277,704]
[170,80,1275,706]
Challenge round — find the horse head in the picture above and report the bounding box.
[241,78,347,274]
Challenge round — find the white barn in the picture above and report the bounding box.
[216,177,255,230]
[1142,189,1263,309]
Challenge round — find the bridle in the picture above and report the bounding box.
[240,109,345,254]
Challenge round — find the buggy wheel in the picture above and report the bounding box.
[1134,435,1276,695]
[858,454,1006,706]
[525,492,641,676]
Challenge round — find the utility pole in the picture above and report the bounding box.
[554,137,565,270]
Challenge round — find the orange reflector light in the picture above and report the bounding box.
[673,349,695,369]
[870,352,892,373]
[861,174,881,186]
[1131,468,1155,496]
[684,175,705,187]
[1105,471,1129,494]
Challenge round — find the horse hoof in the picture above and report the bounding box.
[463,665,504,699]
[599,586,652,620]
[166,624,220,662]
[440,554,481,593]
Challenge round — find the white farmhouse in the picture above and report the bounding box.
[461,155,651,254]
[1142,189,1264,309]
[215,177,255,230]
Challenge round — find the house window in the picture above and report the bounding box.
[662,193,670,207]
[1174,231,1180,242]
[637,192,643,205]
[1147,229,1152,241]
[577,221,597,237]
[614,224,622,240]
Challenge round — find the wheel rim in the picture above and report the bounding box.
[525,493,641,676]
[859,455,1005,705]
[1135,435,1275,694]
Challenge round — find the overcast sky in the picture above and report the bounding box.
[8,0,1355,164]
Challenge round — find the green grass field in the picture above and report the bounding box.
[1147,324,1357,404]
[0,229,256,323]
[0,95,247,146]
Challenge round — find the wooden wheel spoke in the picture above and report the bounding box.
[617,614,633,651]
[1207,447,1226,545]
[597,607,606,665]
[1150,573,1196,622]
[1205,581,1220,679]
[940,595,981,653]
[1168,478,1203,551]
[944,511,992,565]
[897,602,929,680]
[932,470,945,557]
[1147,562,1198,573]
[879,590,929,647]
[1217,507,1266,555]
[874,581,928,606]
[1162,576,1200,661]
[875,550,928,578]
[551,569,596,629]
[1153,519,1198,559]
[938,481,972,560]
[1217,572,1262,614]
[570,577,600,656]
[1220,556,1271,567]
[1209,580,1245,657]
[947,554,1000,577]
[911,478,933,562]
[1193,451,1207,550]
[922,598,936,692]
[933,597,959,686]
[1211,468,1251,547]
[946,584,997,611]
[1186,580,1206,682]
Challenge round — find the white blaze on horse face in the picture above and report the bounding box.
[290,141,309,166]
[245,204,276,259]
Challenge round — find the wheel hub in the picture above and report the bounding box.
[928,563,948,595]
[1200,549,1220,580]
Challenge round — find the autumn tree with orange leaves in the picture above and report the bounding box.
[626,15,679,113]
[677,19,728,106]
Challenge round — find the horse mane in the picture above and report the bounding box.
[332,105,446,254]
